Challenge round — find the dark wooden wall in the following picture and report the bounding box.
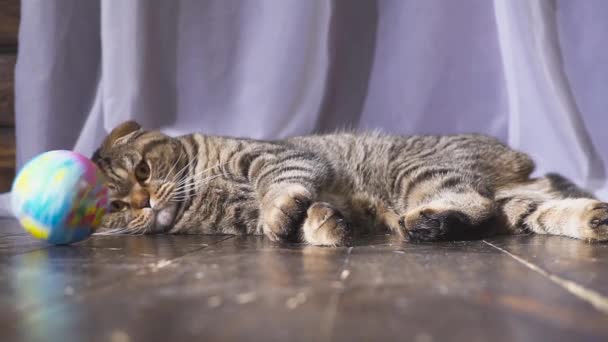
[0,0,19,191]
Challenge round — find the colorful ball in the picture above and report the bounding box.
[11,150,108,245]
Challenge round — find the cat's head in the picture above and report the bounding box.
[91,121,185,234]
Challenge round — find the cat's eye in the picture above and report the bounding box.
[135,161,150,182]
[110,200,129,212]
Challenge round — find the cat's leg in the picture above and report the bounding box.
[260,184,352,246]
[248,147,351,245]
[497,174,608,241]
[259,183,314,242]
[397,177,497,242]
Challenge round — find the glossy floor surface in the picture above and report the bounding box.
[1,218,607,342]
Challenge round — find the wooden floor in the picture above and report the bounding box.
[1,218,608,341]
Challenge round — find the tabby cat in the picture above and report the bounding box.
[91,121,608,246]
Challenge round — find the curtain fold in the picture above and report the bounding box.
[15,0,101,166]
[494,0,605,193]
[11,0,608,200]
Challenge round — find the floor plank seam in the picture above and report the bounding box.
[483,240,608,315]
[321,246,353,342]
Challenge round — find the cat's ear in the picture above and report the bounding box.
[102,120,142,150]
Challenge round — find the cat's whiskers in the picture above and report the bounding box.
[165,161,197,199]
[97,212,155,235]
[133,225,147,235]
[163,149,184,183]
[171,154,200,185]
[168,161,228,202]
[94,227,131,235]
[170,175,226,202]
[172,174,225,195]
[172,173,224,194]
[173,162,226,188]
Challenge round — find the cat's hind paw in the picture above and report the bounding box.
[577,201,608,242]
[399,207,474,242]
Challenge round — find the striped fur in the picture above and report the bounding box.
[91,121,608,245]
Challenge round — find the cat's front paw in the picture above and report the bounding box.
[261,185,312,242]
[302,202,351,246]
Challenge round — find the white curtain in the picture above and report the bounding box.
[4,0,608,218]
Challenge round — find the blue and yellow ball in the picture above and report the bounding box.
[11,150,108,245]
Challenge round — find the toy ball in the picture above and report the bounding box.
[11,150,108,245]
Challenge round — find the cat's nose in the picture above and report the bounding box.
[131,189,151,209]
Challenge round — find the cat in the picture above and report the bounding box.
[91,121,608,246]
